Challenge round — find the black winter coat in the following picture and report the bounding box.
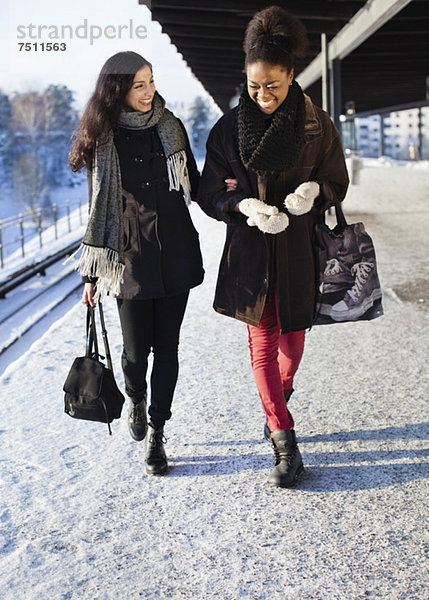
[86,121,204,300]
[198,95,349,333]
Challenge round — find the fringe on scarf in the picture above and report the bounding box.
[67,244,125,301]
[167,150,191,206]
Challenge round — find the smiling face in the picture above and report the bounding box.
[246,61,294,115]
[124,65,155,113]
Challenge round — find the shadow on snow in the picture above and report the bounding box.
[168,422,429,491]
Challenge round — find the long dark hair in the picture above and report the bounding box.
[69,51,152,172]
[243,5,308,72]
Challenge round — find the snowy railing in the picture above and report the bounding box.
[0,199,87,270]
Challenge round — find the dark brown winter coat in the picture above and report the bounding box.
[198,95,349,333]
[86,121,204,299]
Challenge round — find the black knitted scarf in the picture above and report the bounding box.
[237,79,306,176]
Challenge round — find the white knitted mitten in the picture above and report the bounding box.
[239,198,278,222]
[284,181,320,216]
[239,198,288,233]
[249,211,289,234]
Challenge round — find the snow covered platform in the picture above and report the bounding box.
[0,161,428,599]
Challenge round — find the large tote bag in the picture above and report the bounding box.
[313,203,384,325]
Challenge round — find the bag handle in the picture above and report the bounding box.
[334,202,348,229]
[85,306,99,359]
[85,303,115,375]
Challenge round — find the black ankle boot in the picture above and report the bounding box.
[263,389,294,442]
[145,423,168,476]
[128,396,148,442]
[267,429,304,488]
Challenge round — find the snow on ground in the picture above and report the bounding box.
[0,164,428,599]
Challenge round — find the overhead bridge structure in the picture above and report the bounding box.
[140,0,429,122]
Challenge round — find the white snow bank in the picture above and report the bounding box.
[362,156,429,170]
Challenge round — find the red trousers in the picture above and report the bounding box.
[247,298,305,433]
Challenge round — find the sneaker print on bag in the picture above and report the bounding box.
[317,258,355,315]
[330,261,383,321]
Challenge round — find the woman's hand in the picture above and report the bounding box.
[83,282,97,308]
[225,178,238,192]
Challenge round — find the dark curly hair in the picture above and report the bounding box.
[243,5,308,71]
[69,51,152,172]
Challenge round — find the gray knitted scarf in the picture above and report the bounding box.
[75,92,191,299]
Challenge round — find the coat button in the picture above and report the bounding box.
[134,156,143,163]
[141,181,150,188]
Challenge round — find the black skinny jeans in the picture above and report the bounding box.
[117,291,189,425]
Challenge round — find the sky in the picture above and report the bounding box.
[0,0,220,113]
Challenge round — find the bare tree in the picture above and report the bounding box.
[10,86,79,217]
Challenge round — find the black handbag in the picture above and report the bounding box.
[313,203,384,325]
[63,302,125,434]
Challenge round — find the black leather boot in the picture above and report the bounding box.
[128,396,148,442]
[267,429,304,488]
[145,423,168,476]
[264,389,294,442]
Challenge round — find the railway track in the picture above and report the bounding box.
[0,249,83,361]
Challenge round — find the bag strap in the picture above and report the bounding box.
[96,304,115,435]
[334,202,348,229]
[84,303,114,375]
[98,302,114,374]
[85,307,99,359]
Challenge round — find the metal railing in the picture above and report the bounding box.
[0,199,87,269]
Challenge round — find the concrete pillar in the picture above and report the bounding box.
[321,33,329,113]
[417,107,423,160]
[330,58,342,132]
[379,114,385,157]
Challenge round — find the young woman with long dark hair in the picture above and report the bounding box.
[198,7,349,487]
[70,51,204,475]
